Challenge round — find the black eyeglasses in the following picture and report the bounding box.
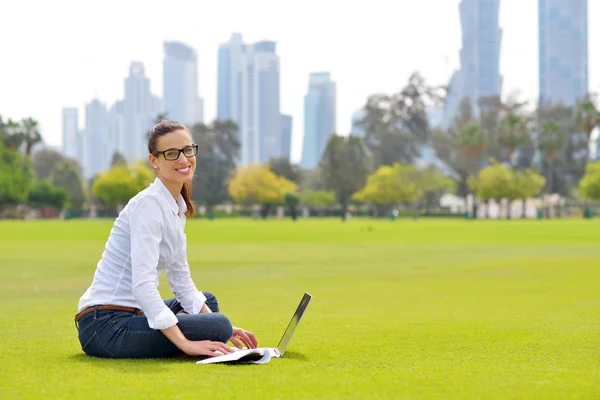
[152,144,198,161]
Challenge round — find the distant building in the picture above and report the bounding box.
[218,34,282,164]
[163,41,204,126]
[441,0,502,129]
[280,114,293,160]
[62,108,79,159]
[123,62,162,161]
[539,0,588,106]
[301,72,336,169]
[83,98,109,178]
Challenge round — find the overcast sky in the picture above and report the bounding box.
[1,0,598,162]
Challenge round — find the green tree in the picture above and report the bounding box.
[51,161,87,213]
[27,181,68,212]
[319,135,372,220]
[579,161,600,201]
[575,97,600,163]
[514,169,546,218]
[110,151,127,168]
[21,117,42,156]
[300,190,335,215]
[537,120,566,195]
[227,164,297,218]
[190,120,240,215]
[498,112,529,166]
[31,149,80,181]
[413,166,457,215]
[92,161,153,211]
[353,163,421,212]
[268,157,302,183]
[0,140,34,213]
[283,192,301,221]
[358,72,444,167]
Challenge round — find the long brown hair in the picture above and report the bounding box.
[148,120,195,218]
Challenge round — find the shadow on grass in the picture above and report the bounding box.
[68,353,196,372]
[68,350,308,369]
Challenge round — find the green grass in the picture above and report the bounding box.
[0,218,599,399]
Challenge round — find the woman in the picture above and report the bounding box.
[75,120,257,358]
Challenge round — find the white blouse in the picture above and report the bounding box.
[78,177,206,330]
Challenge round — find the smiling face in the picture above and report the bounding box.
[148,128,196,197]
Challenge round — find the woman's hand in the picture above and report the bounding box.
[230,327,258,349]
[181,340,236,357]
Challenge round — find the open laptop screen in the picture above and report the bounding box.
[276,293,312,356]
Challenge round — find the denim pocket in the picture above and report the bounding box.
[81,331,116,358]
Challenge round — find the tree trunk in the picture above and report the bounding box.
[545,159,554,219]
[522,198,527,219]
[341,204,348,221]
[260,204,270,219]
[290,206,297,221]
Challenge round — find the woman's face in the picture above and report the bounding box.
[149,129,196,186]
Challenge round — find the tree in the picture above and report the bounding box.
[353,163,421,211]
[190,120,240,214]
[537,104,584,196]
[319,135,372,220]
[1,118,25,152]
[575,97,600,163]
[51,161,87,213]
[110,151,127,168]
[0,140,34,213]
[268,157,302,183]
[469,161,515,218]
[537,120,566,195]
[413,166,457,215]
[498,112,529,165]
[92,161,154,211]
[283,192,301,221]
[31,149,80,181]
[227,164,297,218]
[300,190,335,215]
[469,162,544,219]
[27,181,68,213]
[358,72,444,167]
[579,161,600,201]
[21,117,42,157]
[514,169,546,218]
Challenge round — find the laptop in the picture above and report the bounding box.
[197,292,312,364]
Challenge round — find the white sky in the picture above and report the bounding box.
[0,0,598,162]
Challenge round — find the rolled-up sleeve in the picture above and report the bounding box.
[130,198,178,330]
[166,232,207,314]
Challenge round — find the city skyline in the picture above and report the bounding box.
[1,0,599,163]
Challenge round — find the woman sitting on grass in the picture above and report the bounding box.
[75,119,257,358]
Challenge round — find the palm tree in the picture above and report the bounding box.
[456,121,488,218]
[2,119,25,152]
[498,113,529,166]
[576,98,600,162]
[538,120,566,195]
[21,117,42,157]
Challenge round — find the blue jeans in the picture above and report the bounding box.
[76,292,233,358]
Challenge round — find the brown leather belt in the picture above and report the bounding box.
[74,305,143,328]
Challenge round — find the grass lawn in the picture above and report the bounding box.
[0,217,599,399]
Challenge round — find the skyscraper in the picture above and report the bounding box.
[163,41,204,126]
[280,114,293,159]
[539,0,588,106]
[123,61,161,161]
[217,34,282,165]
[441,0,502,129]
[83,98,109,178]
[301,72,336,169]
[62,108,79,159]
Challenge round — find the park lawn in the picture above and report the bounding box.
[0,218,599,399]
